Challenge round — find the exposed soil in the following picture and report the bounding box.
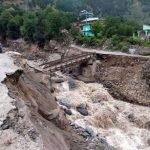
[95,54,150,106]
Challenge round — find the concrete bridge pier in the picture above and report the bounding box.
[81,58,101,79]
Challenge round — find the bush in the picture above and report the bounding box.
[75,35,101,47]
[120,43,129,53]
[91,21,103,37]
[143,41,150,47]
[75,34,85,45]
[7,19,20,39]
[111,35,121,46]
[128,37,143,45]
[69,26,79,37]
[110,36,129,53]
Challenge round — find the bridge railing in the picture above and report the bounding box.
[40,53,93,70]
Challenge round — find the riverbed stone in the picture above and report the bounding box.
[85,126,96,137]
[68,80,78,89]
[76,104,88,116]
[59,98,72,109]
[64,109,72,115]
[127,112,134,119]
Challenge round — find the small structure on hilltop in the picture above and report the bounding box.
[77,10,99,37]
[79,10,94,20]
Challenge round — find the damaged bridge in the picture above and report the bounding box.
[39,53,95,73]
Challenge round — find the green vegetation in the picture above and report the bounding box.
[1,3,150,52]
[2,0,150,24]
[73,16,142,52]
[72,16,150,52]
[128,37,143,45]
[0,5,76,47]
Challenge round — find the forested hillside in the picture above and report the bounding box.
[1,0,150,23]
[55,0,150,23]
[0,0,150,23]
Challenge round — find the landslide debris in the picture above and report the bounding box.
[143,61,150,87]
[95,55,150,106]
[0,53,70,150]
[1,53,115,150]
[3,69,70,149]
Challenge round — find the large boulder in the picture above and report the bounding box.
[76,104,88,116]
[48,53,61,62]
[49,40,60,52]
[58,98,72,109]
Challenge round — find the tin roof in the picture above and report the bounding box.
[81,17,99,23]
[143,25,150,31]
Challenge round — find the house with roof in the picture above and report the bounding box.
[137,25,150,37]
[135,24,150,41]
[81,17,99,36]
[78,10,100,37]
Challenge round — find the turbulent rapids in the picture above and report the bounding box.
[55,79,150,150]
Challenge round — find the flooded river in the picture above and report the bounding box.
[56,80,150,150]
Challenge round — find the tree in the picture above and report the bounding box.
[103,16,122,37]
[44,11,63,39]
[7,19,20,39]
[0,8,13,41]
[91,21,103,37]
[117,24,133,36]
[21,12,36,42]
[33,11,45,48]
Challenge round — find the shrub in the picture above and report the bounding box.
[91,21,103,37]
[110,38,129,53]
[69,26,79,37]
[128,37,143,45]
[75,35,102,47]
[75,34,85,45]
[7,19,20,39]
[143,41,150,47]
[121,44,129,53]
[111,35,121,46]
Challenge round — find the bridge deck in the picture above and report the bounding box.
[40,53,93,72]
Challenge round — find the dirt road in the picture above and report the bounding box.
[71,44,150,58]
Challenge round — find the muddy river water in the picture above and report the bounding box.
[56,80,150,150]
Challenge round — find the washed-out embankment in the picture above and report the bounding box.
[94,54,150,106]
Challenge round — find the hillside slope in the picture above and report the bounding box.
[29,0,150,23]
[1,0,150,23]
